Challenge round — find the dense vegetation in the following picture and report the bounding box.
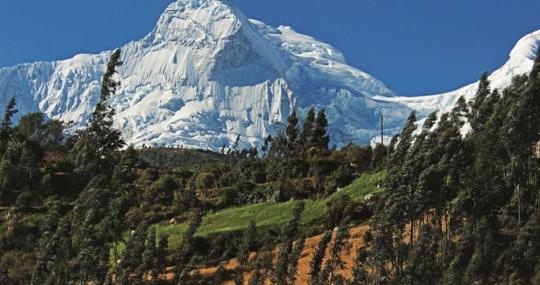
[0,49,384,284]
[1,46,539,285]
[353,49,540,284]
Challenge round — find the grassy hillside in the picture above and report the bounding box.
[155,171,385,249]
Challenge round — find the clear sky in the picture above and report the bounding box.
[1,0,539,96]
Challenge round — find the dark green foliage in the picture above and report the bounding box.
[118,221,149,284]
[175,210,203,284]
[214,266,229,284]
[248,249,273,285]
[371,143,387,170]
[469,72,491,128]
[321,225,350,284]
[6,43,540,285]
[311,109,330,150]
[286,110,300,151]
[300,108,316,152]
[273,201,305,284]
[31,201,72,285]
[359,54,540,285]
[235,220,257,285]
[325,194,354,229]
[351,248,368,285]
[0,97,17,151]
[401,225,441,285]
[72,175,130,284]
[70,49,125,181]
[155,234,169,283]
[309,231,332,285]
[238,220,257,266]
[287,235,305,284]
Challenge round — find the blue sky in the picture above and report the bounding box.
[0,0,539,95]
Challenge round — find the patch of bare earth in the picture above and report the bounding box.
[189,224,370,284]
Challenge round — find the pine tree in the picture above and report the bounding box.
[72,176,119,284]
[0,97,17,154]
[469,72,491,130]
[0,97,17,141]
[287,235,305,284]
[452,96,468,123]
[391,111,417,162]
[309,231,332,285]
[70,49,125,181]
[273,201,305,284]
[351,249,369,285]
[118,221,149,284]
[401,225,441,284]
[311,109,330,150]
[236,220,257,285]
[138,227,158,284]
[300,108,316,151]
[155,234,169,284]
[248,249,273,285]
[49,219,73,284]
[321,225,350,284]
[31,198,72,285]
[175,210,203,284]
[286,110,300,151]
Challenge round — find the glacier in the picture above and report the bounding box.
[0,0,539,150]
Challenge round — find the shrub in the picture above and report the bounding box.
[15,191,34,208]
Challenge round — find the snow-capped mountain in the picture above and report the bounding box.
[375,30,540,117]
[0,0,538,150]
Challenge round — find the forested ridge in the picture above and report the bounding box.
[0,47,539,285]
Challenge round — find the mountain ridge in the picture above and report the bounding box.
[0,0,538,150]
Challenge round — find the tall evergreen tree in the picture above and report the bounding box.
[321,225,351,284]
[351,249,369,285]
[138,227,157,284]
[70,49,125,181]
[248,248,273,285]
[175,210,202,284]
[308,231,332,285]
[469,72,491,131]
[155,234,169,284]
[273,201,305,285]
[300,108,316,151]
[71,181,116,283]
[286,110,300,151]
[236,220,257,285]
[118,221,149,284]
[0,97,17,155]
[287,235,305,284]
[311,109,330,150]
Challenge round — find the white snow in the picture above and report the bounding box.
[375,30,540,116]
[0,0,538,150]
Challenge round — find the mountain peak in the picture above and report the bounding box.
[3,2,536,151]
[152,0,243,44]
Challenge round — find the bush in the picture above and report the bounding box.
[325,194,354,228]
[174,189,197,212]
[194,172,216,190]
[324,166,354,196]
[143,175,177,205]
[15,191,34,208]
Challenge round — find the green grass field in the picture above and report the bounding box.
[155,171,385,249]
